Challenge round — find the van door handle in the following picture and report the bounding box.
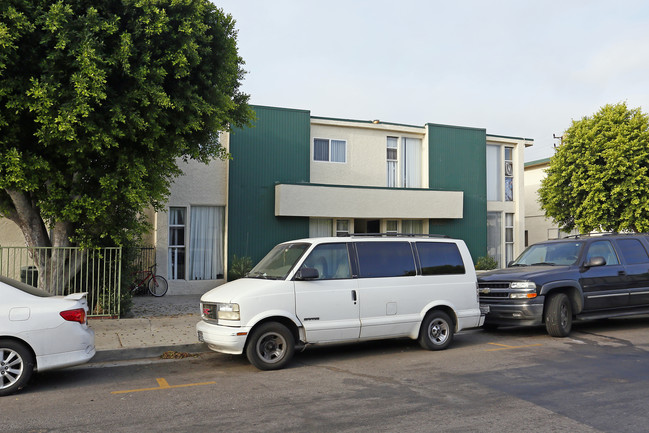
[351,290,357,304]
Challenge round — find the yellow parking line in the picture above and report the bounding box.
[486,342,543,351]
[111,377,216,394]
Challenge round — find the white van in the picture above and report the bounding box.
[197,235,485,370]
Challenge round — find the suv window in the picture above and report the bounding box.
[585,240,619,265]
[356,241,416,278]
[301,243,352,280]
[512,241,582,266]
[416,242,465,275]
[616,238,649,264]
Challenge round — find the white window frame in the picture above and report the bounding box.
[387,137,398,187]
[168,207,187,280]
[313,138,347,163]
[335,219,350,237]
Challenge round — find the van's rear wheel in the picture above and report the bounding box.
[545,293,572,337]
[418,311,454,350]
[246,322,295,370]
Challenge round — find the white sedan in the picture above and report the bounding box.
[0,276,95,396]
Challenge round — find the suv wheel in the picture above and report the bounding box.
[545,293,572,337]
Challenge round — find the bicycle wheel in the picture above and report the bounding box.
[148,275,168,297]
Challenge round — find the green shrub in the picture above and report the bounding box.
[228,255,253,281]
[475,256,499,270]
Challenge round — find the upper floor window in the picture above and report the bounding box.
[387,137,398,187]
[314,138,346,163]
[505,147,513,201]
[402,138,421,188]
[487,144,514,201]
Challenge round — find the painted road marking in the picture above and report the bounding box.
[486,342,543,351]
[111,377,216,394]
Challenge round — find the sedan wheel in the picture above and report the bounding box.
[0,340,34,397]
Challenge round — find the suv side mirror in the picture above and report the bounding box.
[295,267,319,281]
[585,256,606,268]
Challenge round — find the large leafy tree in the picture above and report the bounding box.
[539,103,649,233]
[0,0,252,291]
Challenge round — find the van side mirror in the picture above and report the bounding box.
[585,256,606,268]
[295,267,319,281]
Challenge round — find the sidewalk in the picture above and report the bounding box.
[89,294,208,363]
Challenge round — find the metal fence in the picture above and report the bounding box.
[0,246,122,317]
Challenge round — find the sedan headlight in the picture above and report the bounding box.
[216,303,240,321]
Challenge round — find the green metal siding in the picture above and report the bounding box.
[427,124,487,262]
[228,106,311,265]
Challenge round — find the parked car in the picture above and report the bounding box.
[0,276,95,396]
[478,233,649,337]
[197,235,486,370]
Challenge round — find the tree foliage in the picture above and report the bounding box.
[0,0,253,250]
[539,102,649,233]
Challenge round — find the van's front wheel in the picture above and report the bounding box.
[246,322,295,370]
[418,311,454,350]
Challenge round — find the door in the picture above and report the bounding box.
[294,243,360,343]
[615,238,649,307]
[355,241,419,339]
[580,240,629,311]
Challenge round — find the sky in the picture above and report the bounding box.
[215,0,649,162]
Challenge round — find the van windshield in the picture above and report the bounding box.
[247,243,310,280]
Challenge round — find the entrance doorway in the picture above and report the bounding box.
[354,219,380,234]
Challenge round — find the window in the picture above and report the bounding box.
[505,147,513,201]
[386,220,398,234]
[169,206,225,281]
[616,239,649,264]
[168,207,186,280]
[487,212,502,267]
[387,137,398,187]
[310,218,333,237]
[314,138,346,163]
[505,213,514,264]
[402,220,423,234]
[189,206,224,280]
[585,241,619,266]
[336,219,349,237]
[402,138,421,188]
[416,242,465,275]
[356,242,416,278]
[301,243,352,280]
[486,145,501,201]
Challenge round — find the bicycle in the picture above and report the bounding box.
[130,264,168,297]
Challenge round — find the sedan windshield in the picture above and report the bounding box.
[247,243,310,280]
[511,241,583,267]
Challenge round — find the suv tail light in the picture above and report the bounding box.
[60,308,86,324]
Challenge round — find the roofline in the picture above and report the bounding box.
[525,157,551,168]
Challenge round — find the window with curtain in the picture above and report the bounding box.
[189,206,225,280]
[168,207,186,280]
[402,220,423,234]
[387,137,398,187]
[313,138,346,163]
[309,218,333,237]
[487,211,502,267]
[486,145,501,201]
[401,137,421,188]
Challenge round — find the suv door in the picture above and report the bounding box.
[615,238,649,307]
[294,243,360,343]
[580,240,628,311]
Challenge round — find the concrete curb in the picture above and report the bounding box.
[91,343,210,363]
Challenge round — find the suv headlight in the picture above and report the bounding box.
[216,303,240,321]
[510,281,536,290]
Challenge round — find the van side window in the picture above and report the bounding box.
[356,242,416,278]
[301,243,351,280]
[416,242,466,275]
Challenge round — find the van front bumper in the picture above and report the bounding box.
[196,320,250,355]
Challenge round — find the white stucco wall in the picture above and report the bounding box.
[156,156,229,295]
[310,118,428,188]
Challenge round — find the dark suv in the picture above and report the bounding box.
[478,234,649,337]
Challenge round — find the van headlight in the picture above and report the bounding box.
[216,303,240,321]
